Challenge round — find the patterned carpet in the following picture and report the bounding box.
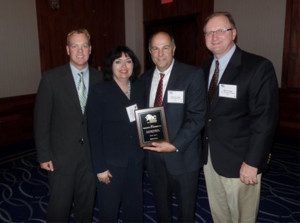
[0,141,299,223]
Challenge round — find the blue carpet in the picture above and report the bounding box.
[0,142,299,222]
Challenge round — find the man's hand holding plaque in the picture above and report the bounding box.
[143,141,177,153]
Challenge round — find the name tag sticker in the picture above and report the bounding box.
[126,104,138,122]
[167,91,184,103]
[219,84,237,99]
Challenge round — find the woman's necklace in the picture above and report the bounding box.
[125,81,131,99]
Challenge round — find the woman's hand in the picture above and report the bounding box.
[97,170,113,184]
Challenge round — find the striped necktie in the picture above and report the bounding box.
[154,73,165,107]
[77,72,87,113]
[208,60,219,103]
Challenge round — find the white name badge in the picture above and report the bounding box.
[219,84,237,99]
[126,104,138,122]
[167,91,184,104]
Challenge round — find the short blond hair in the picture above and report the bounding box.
[67,29,91,45]
[203,12,236,32]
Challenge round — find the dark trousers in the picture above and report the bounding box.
[97,162,144,223]
[147,155,199,223]
[46,161,96,223]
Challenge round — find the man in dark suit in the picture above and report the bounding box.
[202,12,279,223]
[142,31,206,222]
[34,29,102,222]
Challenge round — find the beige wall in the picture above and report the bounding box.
[0,0,41,98]
[215,0,286,86]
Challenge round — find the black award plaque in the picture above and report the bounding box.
[135,107,169,147]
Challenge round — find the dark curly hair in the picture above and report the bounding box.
[103,45,141,81]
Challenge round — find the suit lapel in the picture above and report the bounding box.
[88,66,99,90]
[219,47,242,84]
[210,47,242,108]
[87,66,96,97]
[131,81,139,103]
[63,64,83,115]
[145,68,155,106]
[162,62,179,107]
[203,59,213,90]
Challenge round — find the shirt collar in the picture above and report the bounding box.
[70,63,88,76]
[214,44,236,69]
[154,59,175,77]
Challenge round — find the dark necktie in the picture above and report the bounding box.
[154,73,165,107]
[208,60,219,103]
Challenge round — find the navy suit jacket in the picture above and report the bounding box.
[34,63,103,174]
[87,79,146,174]
[202,46,279,178]
[142,60,206,175]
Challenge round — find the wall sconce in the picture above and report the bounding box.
[50,0,60,10]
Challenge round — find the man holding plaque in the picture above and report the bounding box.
[141,31,206,222]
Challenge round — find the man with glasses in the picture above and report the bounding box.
[142,31,206,222]
[202,12,279,223]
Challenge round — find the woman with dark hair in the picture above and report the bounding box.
[87,46,145,222]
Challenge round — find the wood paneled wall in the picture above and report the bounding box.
[144,0,212,22]
[36,0,125,73]
[143,0,213,66]
[279,0,300,137]
[0,94,35,147]
[282,0,300,89]
[278,89,300,137]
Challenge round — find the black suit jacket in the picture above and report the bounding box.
[142,60,206,175]
[34,63,103,174]
[87,79,146,174]
[202,46,279,178]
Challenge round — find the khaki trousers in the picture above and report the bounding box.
[203,149,262,223]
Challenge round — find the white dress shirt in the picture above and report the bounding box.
[149,59,175,107]
[208,44,236,88]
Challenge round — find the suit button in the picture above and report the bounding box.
[206,137,208,140]
[208,119,212,122]
[79,138,84,144]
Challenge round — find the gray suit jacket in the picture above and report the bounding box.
[34,63,103,174]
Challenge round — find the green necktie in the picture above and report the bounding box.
[77,72,87,113]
